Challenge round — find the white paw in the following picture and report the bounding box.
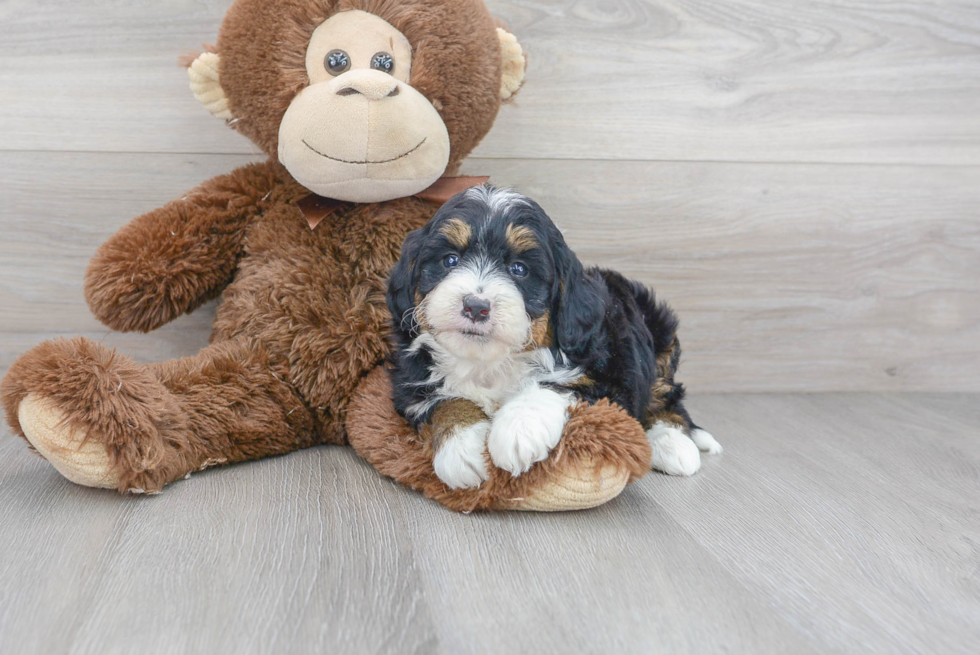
[488,386,571,477]
[648,422,701,476]
[691,428,723,454]
[433,421,491,489]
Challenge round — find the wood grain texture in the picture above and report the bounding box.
[3,151,977,391]
[399,490,818,654]
[2,2,978,653]
[1,0,979,164]
[652,392,980,655]
[2,393,978,654]
[0,441,439,655]
[466,158,980,392]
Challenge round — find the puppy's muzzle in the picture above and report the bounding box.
[461,295,491,323]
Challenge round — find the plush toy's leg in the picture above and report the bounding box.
[346,367,653,512]
[1,337,314,493]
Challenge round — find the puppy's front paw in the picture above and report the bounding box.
[488,387,571,477]
[433,421,491,489]
[647,422,701,476]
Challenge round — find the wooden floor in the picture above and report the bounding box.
[0,393,976,654]
[2,1,979,653]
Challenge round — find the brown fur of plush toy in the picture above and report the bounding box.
[347,368,651,512]
[1,0,653,509]
[2,161,432,492]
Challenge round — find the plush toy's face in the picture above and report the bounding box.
[278,10,451,202]
[187,0,525,204]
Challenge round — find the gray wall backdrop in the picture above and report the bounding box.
[1,0,978,392]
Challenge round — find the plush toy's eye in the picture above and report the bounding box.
[510,262,528,278]
[325,49,351,75]
[371,52,395,75]
[443,254,460,269]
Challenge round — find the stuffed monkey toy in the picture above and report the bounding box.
[1,0,651,511]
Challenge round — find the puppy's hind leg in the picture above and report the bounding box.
[665,398,723,455]
[646,401,722,476]
[690,423,723,455]
[644,338,721,475]
[647,421,701,476]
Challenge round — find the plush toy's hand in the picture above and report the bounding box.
[487,386,571,477]
[84,162,280,333]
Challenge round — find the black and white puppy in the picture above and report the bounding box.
[387,186,721,489]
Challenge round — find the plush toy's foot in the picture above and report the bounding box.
[2,337,318,494]
[346,367,652,513]
[1,337,194,493]
[17,393,119,489]
[514,458,631,512]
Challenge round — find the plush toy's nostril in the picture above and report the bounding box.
[462,295,491,323]
[335,74,400,101]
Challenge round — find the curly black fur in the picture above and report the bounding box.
[387,185,699,433]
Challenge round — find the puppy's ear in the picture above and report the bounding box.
[387,228,427,335]
[552,240,606,361]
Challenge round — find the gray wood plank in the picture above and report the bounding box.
[0,440,439,655]
[397,487,820,654]
[3,393,978,654]
[1,0,978,165]
[2,0,977,652]
[0,151,257,335]
[648,393,980,655]
[3,151,977,392]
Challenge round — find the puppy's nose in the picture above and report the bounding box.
[462,295,491,323]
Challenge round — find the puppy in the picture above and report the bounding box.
[387,186,721,489]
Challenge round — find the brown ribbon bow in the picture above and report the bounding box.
[297,176,491,230]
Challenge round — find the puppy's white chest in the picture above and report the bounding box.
[438,356,529,416]
[407,332,583,421]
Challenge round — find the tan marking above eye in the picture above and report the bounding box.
[506,224,537,253]
[439,218,472,249]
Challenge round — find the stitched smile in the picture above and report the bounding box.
[302,138,427,165]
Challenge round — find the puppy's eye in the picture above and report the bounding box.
[371,52,395,75]
[325,50,351,75]
[443,254,460,268]
[509,262,528,278]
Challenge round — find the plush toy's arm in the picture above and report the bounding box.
[347,367,653,513]
[84,161,280,333]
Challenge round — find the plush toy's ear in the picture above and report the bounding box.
[497,28,526,101]
[386,228,427,335]
[187,52,232,120]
